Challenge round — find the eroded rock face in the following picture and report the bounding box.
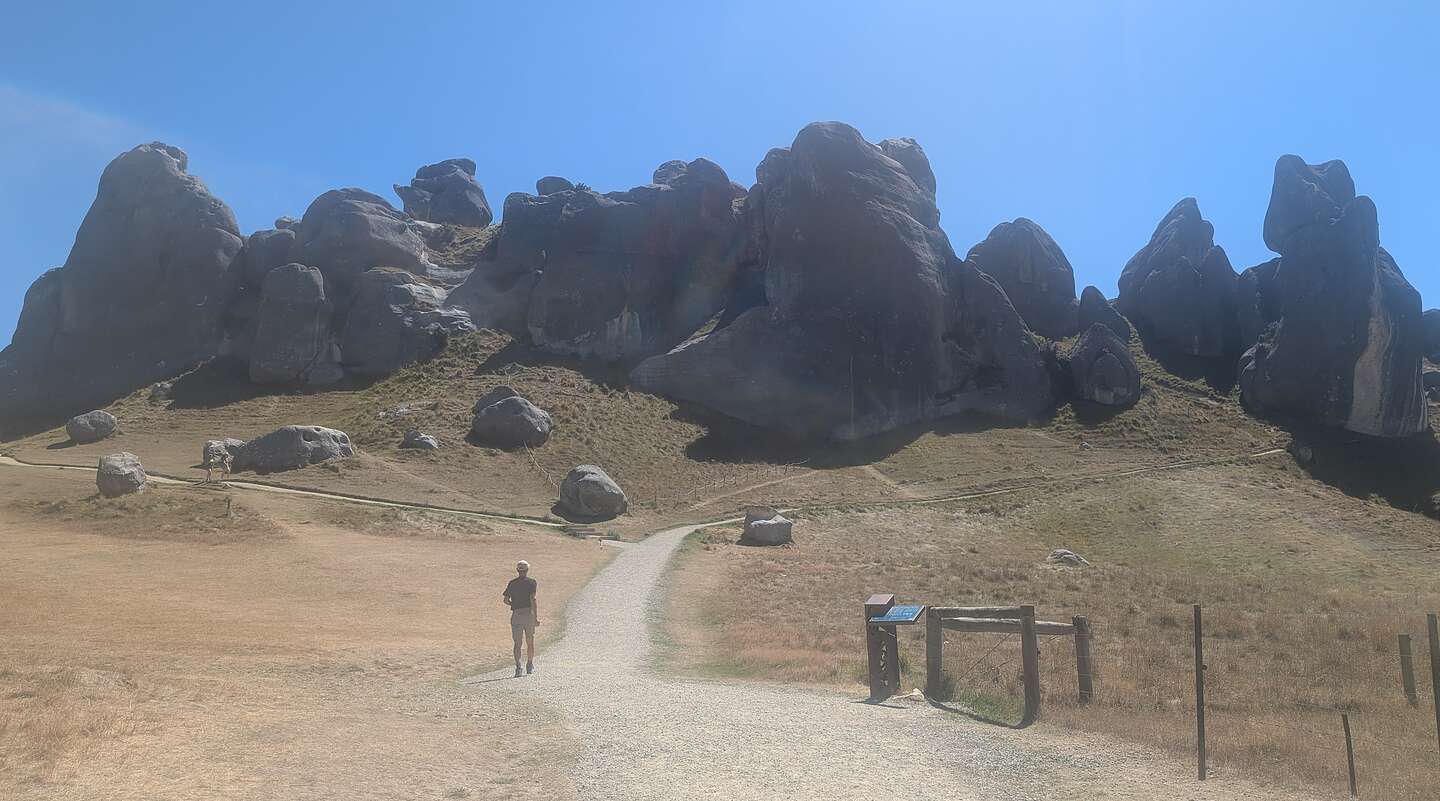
[1237,259,1282,348]
[0,143,243,427]
[450,158,744,361]
[632,122,1051,440]
[1077,285,1130,342]
[966,219,1079,339]
[470,395,553,449]
[289,188,434,309]
[339,268,475,376]
[740,508,793,546]
[400,429,440,450]
[248,264,334,384]
[232,425,355,473]
[536,176,573,195]
[96,452,146,497]
[1422,309,1440,361]
[1240,196,1427,437]
[394,158,493,228]
[66,410,117,444]
[1117,199,1239,358]
[557,464,628,520]
[1263,155,1356,254]
[1069,324,1141,408]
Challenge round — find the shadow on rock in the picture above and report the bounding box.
[1136,335,1239,393]
[474,338,634,390]
[164,358,375,410]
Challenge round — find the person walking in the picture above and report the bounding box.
[504,560,539,677]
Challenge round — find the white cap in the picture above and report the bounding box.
[517,560,530,570]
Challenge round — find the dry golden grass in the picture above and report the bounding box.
[8,487,286,545]
[666,458,1440,800]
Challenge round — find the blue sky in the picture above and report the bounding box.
[3,1,1437,346]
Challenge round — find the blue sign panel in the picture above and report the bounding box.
[868,604,925,626]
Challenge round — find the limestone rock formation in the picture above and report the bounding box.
[66,410,118,444]
[740,508,793,546]
[966,218,1079,339]
[632,122,1052,440]
[248,264,334,384]
[339,268,474,376]
[1117,198,1239,358]
[0,143,243,428]
[557,464,628,520]
[400,429,440,450]
[289,188,434,309]
[1069,324,1141,408]
[234,228,298,291]
[1237,259,1282,348]
[232,425,355,473]
[1240,192,1427,437]
[394,158,493,228]
[1262,155,1356,254]
[449,158,744,361]
[470,393,553,449]
[1077,285,1130,342]
[1424,309,1440,361]
[96,452,146,497]
[536,176,573,195]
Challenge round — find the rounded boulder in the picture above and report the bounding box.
[66,410,118,444]
[96,452,146,497]
[557,465,628,520]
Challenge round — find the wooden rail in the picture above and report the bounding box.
[940,617,1075,636]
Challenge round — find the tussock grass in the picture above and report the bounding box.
[8,489,284,545]
[0,665,146,782]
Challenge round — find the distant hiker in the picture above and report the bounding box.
[504,560,539,676]
[204,450,233,483]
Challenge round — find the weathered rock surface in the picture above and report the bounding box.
[1077,285,1130,342]
[1262,155,1356,254]
[289,188,434,309]
[557,465,628,520]
[0,143,243,427]
[96,452,146,497]
[66,410,118,444]
[1069,324,1141,408]
[536,176,573,195]
[339,268,474,376]
[232,425,355,473]
[1237,258,1282,348]
[470,394,553,449]
[966,218,1079,339]
[452,158,744,360]
[1240,194,1427,437]
[1423,309,1440,361]
[472,385,520,413]
[400,429,440,450]
[234,228,298,290]
[740,508,793,546]
[274,216,299,230]
[1047,548,1089,567]
[248,264,334,384]
[203,438,246,467]
[394,158,493,228]
[1117,199,1239,358]
[632,122,1052,440]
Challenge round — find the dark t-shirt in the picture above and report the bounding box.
[504,576,537,610]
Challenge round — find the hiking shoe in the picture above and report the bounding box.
[514,666,523,678]
[526,662,534,675]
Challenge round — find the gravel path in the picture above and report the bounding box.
[462,523,1133,801]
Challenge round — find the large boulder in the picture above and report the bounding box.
[96,452,146,497]
[1117,199,1239,358]
[1262,155,1356,254]
[450,158,744,360]
[740,508,793,546]
[248,264,335,384]
[536,176,573,195]
[394,158,493,228]
[1423,309,1440,361]
[1069,324,1141,408]
[632,122,1052,440]
[966,218,1079,339]
[231,425,355,473]
[66,410,118,444]
[234,228,298,291]
[1240,195,1427,437]
[399,429,440,450]
[289,188,434,310]
[0,143,243,429]
[339,268,475,377]
[1077,285,1130,342]
[557,465,628,520]
[470,394,553,449]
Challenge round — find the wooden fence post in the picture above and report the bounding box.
[1194,604,1207,781]
[1399,633,1418,706]
[1018,604,1041,726]
[1428,613,1440,755]
[1073,615,1094,703]
[864,594,895,700]
[926,606,943,700]
[1342,713,1357,799]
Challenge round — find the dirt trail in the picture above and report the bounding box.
[460,521,1321,801]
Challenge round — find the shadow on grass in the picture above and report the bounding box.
[474,338,635,389]
[1135,333,1239,394]
[163,358,379,411]
[1285,422,1440,519]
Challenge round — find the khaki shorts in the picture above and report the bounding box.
[510,608,536,641]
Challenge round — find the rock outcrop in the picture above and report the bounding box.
[232,425,355,473]
[66,410,118,444]
[557,464,628,520]
[1077,285,1130,342]
[1069,324,1141,408]
[248,264,335,384]
[96,452,146,497]
[1423,309,1440,361]
[289,188,434,309]
[1240,172,1427,437]
[1117,199,1239,359]
[449,158,744,360]
[394,158,493,228]
[0,143,243,427]
[339,268,474,376]
[1236,259,1282,347]
[536,176,573,195]
[632,122,1052,440]
[966,219,1079,339]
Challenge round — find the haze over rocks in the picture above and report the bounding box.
[1,128,1432,445]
